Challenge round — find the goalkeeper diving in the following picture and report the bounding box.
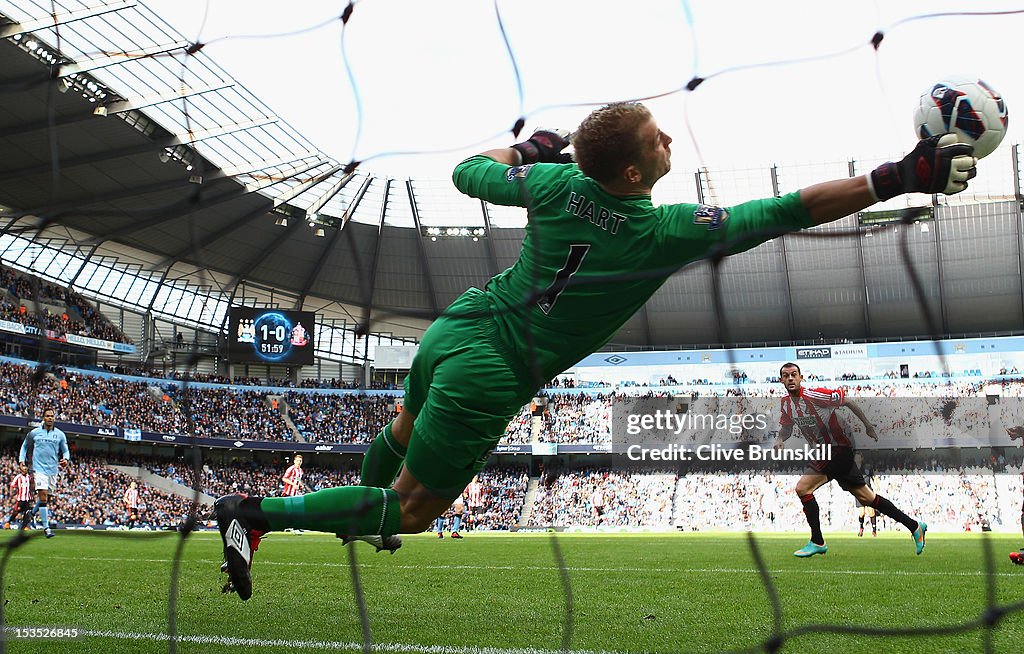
[215,102,977,600]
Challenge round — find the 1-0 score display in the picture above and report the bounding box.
[228,308,316,366]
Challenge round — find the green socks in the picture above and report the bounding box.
[255,421,407,535]
[260,486,401,535]
[361,421,407,488]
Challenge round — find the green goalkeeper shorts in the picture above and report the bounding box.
[402,288,535,499]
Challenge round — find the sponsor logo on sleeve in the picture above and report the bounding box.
[693,205,729,230]
[506,164,534,182]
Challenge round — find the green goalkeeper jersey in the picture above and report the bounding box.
[452,155,813,384]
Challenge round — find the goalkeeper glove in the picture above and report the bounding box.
[511,128,572,164]
[868,134,977,202]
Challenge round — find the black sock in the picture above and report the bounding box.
[800,494,824,545]
[871,495,917,532]
[871,515,877,531]
[858,515,864,528]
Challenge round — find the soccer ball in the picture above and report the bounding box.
[913,76,1008,159]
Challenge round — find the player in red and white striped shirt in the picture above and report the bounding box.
[9,462,32,529]
[466,476,483,524]
[773,362,925,558]
[123,482,139,510]
[124,481,140,527]
[281,455,305,498]
[591,487,607,526]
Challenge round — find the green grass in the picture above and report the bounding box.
[0,530,1022,653]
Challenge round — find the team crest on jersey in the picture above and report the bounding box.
[506,164,534,182]
[693,204,729,230]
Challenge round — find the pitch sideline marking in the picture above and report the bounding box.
[81,629,624,654]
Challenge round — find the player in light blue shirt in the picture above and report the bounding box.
[19,407,70,538]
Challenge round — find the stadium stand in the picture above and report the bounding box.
[284,391,396,444]
[531,467,677,528]
[1,355,1022,448]
[0,264,132,345]
[164,386,292,441]
[539,393,613,444]
[500,406,533,444]
[670,469,1022,534]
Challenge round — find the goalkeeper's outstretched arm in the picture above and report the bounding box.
[801,134,977,226]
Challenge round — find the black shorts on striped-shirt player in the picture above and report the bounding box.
[805,446,866,492]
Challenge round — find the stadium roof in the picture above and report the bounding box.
[1,1,1022,348]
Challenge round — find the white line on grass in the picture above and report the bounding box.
[81,629,625,654]
[15,555,1024,577]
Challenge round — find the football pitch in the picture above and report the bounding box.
[0,531,1021,653]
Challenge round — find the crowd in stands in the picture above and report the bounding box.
[527,380,1015,446]
[56,453,192,527]
[1,361,299,440]
[524,461,1023,532]
[0,361,179,433]
[532,467,676,528]
[4,354,1024,448]
[0,264,131,344]
[0,360,46,418]
[285,392,396,444]
[57,370,176,433]
[165,387,293,441]
[671,469,1022,533]
[147,458,528,531]
[501,407,533,444]
[673,471,793,531]
[144,459,527,531]
[538,394,613,445]
[838,372,871,381]
[0,359,395,443]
